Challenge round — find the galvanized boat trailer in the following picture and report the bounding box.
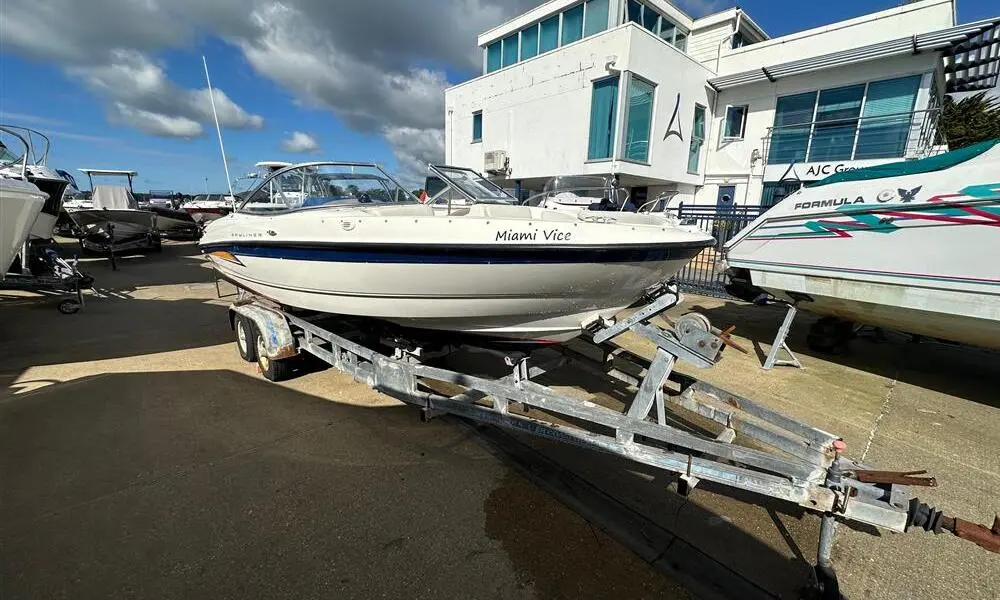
[227,283,999,598]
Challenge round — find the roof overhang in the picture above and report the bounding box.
[709,17,1000,93]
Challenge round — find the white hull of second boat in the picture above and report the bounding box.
[1,179,47,274]
[725,141,1000,350]
[203,204,712,342]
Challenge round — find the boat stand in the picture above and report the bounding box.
[764,301,803,370]
[226,284,1000,595]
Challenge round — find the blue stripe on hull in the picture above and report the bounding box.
[201,242,708,265]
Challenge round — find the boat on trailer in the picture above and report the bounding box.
[200,162,715,343]
[71,169,161,256]
[724,139,1000,351]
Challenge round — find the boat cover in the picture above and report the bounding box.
[810,138,1000,187]
[92,185,138,210]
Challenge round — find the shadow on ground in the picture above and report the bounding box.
[0,365,834,600]
[690,301,1000,409]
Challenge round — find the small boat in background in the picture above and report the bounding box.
[71,169,160,254]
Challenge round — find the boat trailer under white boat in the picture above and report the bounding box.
[220,280,1000,595]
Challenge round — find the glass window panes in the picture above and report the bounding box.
[673,32,687,51]
[472,112,483,142]
[808,84,865,162]
[688,105,706,173]
[624,77,655,162]
[562,4,584,45]
[588,77,620,160]
[769,91,817,163]
[659,20,676,43]
[856,75,921,159]
[540,16,560,53]
[724,106,747,138]
[627,0,643,25]
[584,0,610,37]
[501,33,519,67]
[486,42,501,73]
[520,24,539,60]
[642,10,659,33]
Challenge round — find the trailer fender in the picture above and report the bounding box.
[229,304,298,360]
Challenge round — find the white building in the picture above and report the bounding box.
[444,0,1000,209]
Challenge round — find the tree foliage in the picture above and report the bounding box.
[939,92,1000,149]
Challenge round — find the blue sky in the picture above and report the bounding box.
[1,0,996,193]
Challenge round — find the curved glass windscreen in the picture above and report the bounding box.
[429,165,517,204]
[524,175,628,209]
[238,163,417,214]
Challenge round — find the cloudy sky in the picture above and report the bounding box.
[0,0,995,192]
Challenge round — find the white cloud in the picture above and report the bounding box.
[66,51,263,139]
[0,0,536,164]
[281,131,320,153]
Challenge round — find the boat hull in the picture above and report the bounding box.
[201,203,713,342]
[1,180,47,275]
[68,209,158,249]
[725,142,1000,350]
[208,249,699,342]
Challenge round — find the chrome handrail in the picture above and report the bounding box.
[0,125,32,179]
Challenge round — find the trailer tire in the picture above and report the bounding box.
[255,331,292,382]
[235,316,257,362]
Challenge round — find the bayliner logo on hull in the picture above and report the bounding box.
[794,197,866,210]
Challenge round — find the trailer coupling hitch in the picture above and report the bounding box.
[906,498,1000,554]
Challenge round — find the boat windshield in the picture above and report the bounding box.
[428,165,517,204]
[238,163,417,214]
[524,175,629,209]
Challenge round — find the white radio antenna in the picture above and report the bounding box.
[202,55,236,202]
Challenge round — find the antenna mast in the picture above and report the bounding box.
[202,56,236,202]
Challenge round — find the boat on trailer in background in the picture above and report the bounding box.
[724,139,1000,352]
[70,169,161,257]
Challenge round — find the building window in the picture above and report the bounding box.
[472,112,483,143]
[562,4,584,45]
[501,33,519,68]
[673,32,687,51]
[688,104,706,174]
[520,24,539,60]
[809,84,865,162]
[486,42,501,73]
[624,76,655,162]
[588,77,619,160]
[761,181,803,208]
[769,91,817,164]
[855,75,921,159]
[628,0,686,50]
[732,32,745,49]
[539,15,560,53]
[723,105,748,139]
[583,0,610,37]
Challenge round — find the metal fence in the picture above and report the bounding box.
[673,203,765,298]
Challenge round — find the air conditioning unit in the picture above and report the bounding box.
[484,150,509,175]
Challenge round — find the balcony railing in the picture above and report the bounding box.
[761,108,942,166]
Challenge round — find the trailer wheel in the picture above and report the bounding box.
[235,316,257,362]
[255,332,292,382]
[58,300,81,315]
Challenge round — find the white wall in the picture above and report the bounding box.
[716,0,954,75]
[446,24,714,185]
[687,19,733,70]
